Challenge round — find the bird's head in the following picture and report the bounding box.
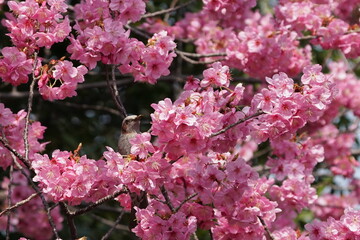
[121,115,142,134]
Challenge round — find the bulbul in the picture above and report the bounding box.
[118,115,142,155]
[118,115,148,230]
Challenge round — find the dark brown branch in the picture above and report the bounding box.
[258,216,274,240]
[177,51,226,65]
[106,66,127,120]
[111,65,127,119]
[210,111,264,137]
[140,0,196,20]
[0,136,31,169]
[11,154,60,239]
[23,53,38,162]
[160,185,176,213]
[175,193,198,212]
[89,213,130,232]
[125,24,152,39]
[164,0,179,22]
[175,50,227,58]
[54,101,121,116]
[297,29,360,41]
[0,192,40,217]
[5,166,13,240]
[70,188,127,216]
[60,202,77,240]
[101,211,125,240]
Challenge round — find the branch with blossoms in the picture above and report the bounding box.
[2,0,360,239]
[0,192,40,217]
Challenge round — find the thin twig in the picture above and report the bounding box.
[0,137,31,169]
[125,24,152,39]
[258,216,274,240]
[60,202,77,240]
[10,154,60,239]
[175,193,198,212]
[106,66,127,120]
[351,148,360,156]
[297,29,360,41]
[164,0,179,22]
[0,192,40,217]
[101,211,125,240]
[210,111,264,137]
[70,188,127,216]
[111,65,127,119]
[89,213,130,232]
[140,0,196,20]
[177,51,226,65]
[175,50,227,58]
[24,53,38,162]
[192,233,199,240]
[160,185,176,213]
[5,165,13,240]
[54,101,121,116]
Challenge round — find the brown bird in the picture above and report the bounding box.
[118,115,142,155]
[118,115,148,230]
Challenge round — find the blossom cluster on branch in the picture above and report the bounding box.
[0,0,360,240]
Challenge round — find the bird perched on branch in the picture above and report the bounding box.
[118,115,142,156]
[118,115,148,230]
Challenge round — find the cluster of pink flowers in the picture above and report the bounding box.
[229,14,312,79]
[3,0,70,53]
[37,60,88,101]
[310,124,358,177]
[327,61,360,116]
[333,0,360,21]
[305,208,360,239]
[118,30,176,84]
[144,11,311,79]
[276,0,360,59]
[68,0,176,84]
[311,194,359,221]
[275,0,332,34]
[32,148,123,205]
[0,103,47,169]
[133,208,197,240]
[202,0,256,30]
[0,47,33,85]
[0,0,89,101]
[0,171,63,240]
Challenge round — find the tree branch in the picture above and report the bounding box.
[176,51,226,65]
[53,101,122,116]
[160,185,176,213]
[106,66,127,120]
[101,211,125,240]
[89,213,130,232]
[258,216,274,240]
[0,192,40,217]
[175,193,198,212]
[5,165,13,240]
[210,111,264,137]
[70,188,127,216]
[175,50,227,58]
[11,154,60,239]
[0,136,31,169]
[23,53,38,162]
[140,0,196,20]
[60,202,77,240]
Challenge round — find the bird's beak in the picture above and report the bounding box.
[136,115,143,120]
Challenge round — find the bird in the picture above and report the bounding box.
[118,115,142,156]
[117,115,148,230]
